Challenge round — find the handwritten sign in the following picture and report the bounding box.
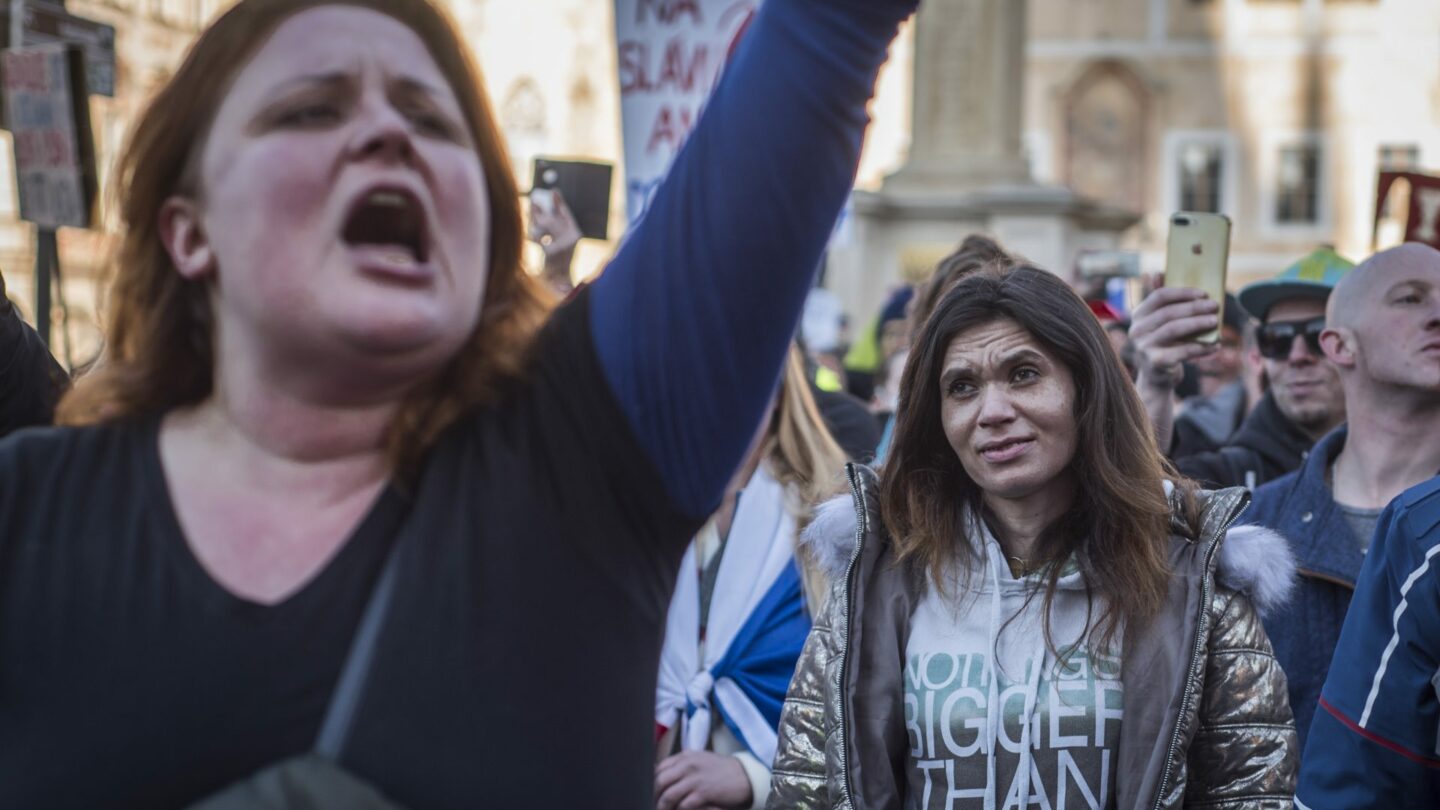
[0,3,116,99]
[3,44,96,228]
[1375,171,1440,251]
[614,0,758,223]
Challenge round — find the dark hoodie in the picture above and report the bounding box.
[1175,390,1314,490]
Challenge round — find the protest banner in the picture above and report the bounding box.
[1375,170,1440,250]
[2,41,96,346]
[2,42,95,228]
[613,0,758,224]
[0,1,116,98]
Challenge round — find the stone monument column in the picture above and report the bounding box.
[824,0,1139,323]
[889,0,1029,190]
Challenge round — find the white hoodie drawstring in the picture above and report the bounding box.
[984,544,1003,810]
[983,535,1050,809]
[1014,624,1046,806]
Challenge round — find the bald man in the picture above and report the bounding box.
[1243,242,1440,744]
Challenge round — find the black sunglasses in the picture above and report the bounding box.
[1257,316,1326,360]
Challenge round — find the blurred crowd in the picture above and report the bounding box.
[2,0,1439,808]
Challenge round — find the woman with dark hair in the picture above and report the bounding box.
[908,234,1014,334]
[769,266,1299,809]
[0,0,917,806]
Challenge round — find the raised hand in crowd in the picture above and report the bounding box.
[528,187,582,294]
[1126,285,1219,451]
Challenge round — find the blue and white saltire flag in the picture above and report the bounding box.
[656,463,812,766]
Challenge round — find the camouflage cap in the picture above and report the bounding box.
[1237,247,1356,322]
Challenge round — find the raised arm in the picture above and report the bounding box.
[590,0,916,518]
[1128,287,1221,453]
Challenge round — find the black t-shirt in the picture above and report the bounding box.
[0,293,697,809]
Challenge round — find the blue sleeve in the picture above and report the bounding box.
[589,0,915,519]
[1297,487,1440,809]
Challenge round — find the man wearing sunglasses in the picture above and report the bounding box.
[1245,242,1440,747]
[1132,247,1351,489]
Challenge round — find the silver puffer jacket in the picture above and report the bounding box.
[768,465,1300,810]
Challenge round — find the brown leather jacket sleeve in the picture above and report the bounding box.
[767,578,842,809]
[1184,587,1299,808]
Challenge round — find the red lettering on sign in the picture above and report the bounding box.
[646,104,695,154]
[618,40,643,93]
[4,50,49,93]
[14,131,37,166]
[44,130,71,167]
[724,7,756,63]
[658,39,708,93]
[636,0,702,25]
[12,130,72,169]
[618,38,710,95]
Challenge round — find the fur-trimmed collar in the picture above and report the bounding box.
[801,495,1297,618]
[801,495,868,584]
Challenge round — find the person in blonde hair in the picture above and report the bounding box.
[655,345,847,810]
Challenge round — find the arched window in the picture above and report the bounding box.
[501,77,547,137]
[1064,61,1148,214]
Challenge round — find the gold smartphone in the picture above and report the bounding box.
[1164,212,1232,343]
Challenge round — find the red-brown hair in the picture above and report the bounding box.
[57,0,552,472]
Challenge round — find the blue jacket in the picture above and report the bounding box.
[1244,427,1360,745]
[1295,476,1440,809]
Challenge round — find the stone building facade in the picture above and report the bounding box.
[1016,0,1440,284]
[9,0,1440,358]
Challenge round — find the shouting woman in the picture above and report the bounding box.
[0,0,917,806]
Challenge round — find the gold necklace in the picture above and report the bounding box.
[1007,556,1031,578]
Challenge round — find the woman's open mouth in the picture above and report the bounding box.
[341,187,433,282]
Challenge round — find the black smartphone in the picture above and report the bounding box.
[531,158,614,241]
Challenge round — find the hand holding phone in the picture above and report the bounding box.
[1129,287,1220,389]
[530,158,613,241]
[527,188,581,258]
[1127,212,1231,392]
